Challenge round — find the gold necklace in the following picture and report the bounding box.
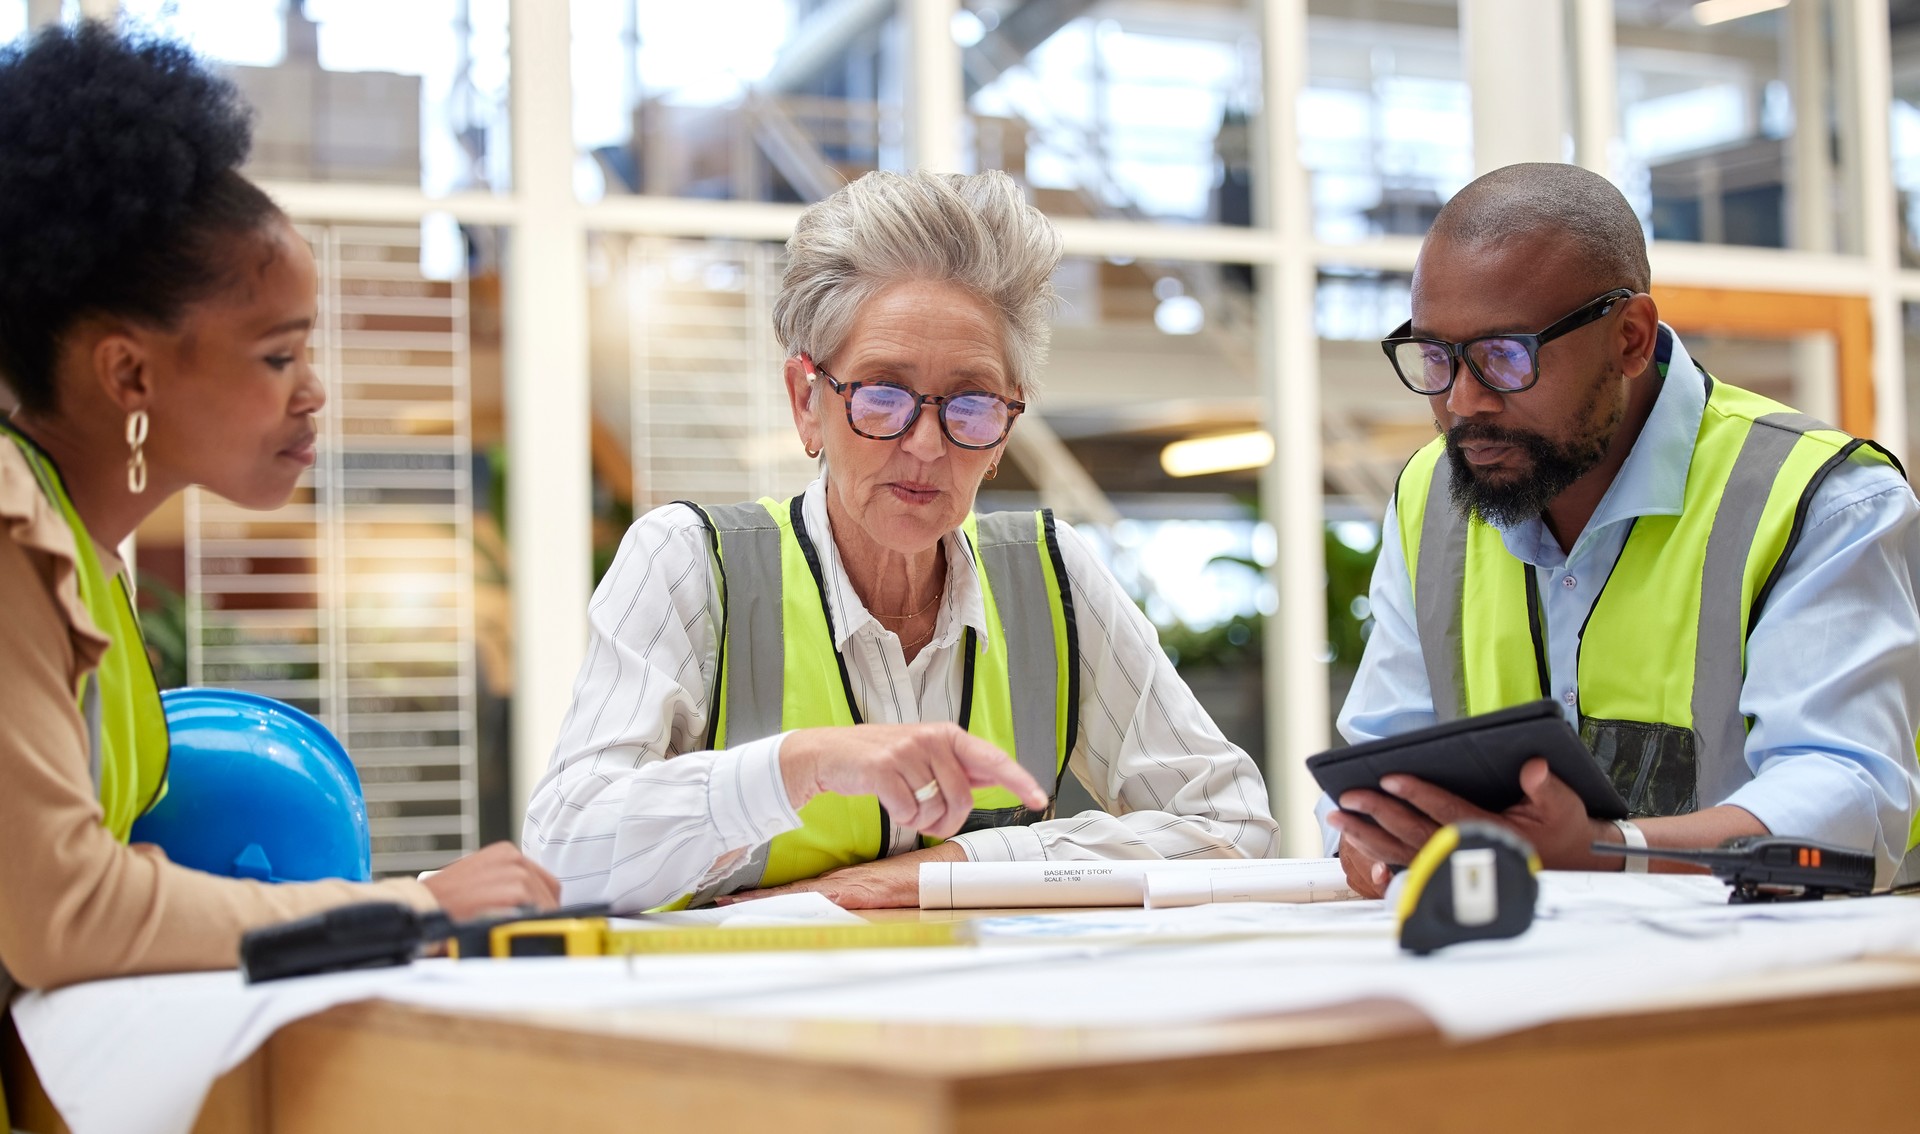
[898,618,938,654]
[872,587,940,623]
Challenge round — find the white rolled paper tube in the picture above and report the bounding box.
[1139,871,1216,909]
[918,858,1347,909]
[919,862,1154,909]
[1143,863,1356,909]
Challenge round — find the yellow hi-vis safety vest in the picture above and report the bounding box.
[1,423,169,1126]
[672,495,1078,905]
[1395,372,1906,822]
[0,420,169,840]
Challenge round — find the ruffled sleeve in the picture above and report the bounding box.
[0,441,108,682]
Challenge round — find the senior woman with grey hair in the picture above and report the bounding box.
[524,170,1279,910]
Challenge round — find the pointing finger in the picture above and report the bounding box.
[949,732,1047,810]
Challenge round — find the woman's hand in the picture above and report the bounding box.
[718,842,967,909]
[421,841,563,919]
[780,723,1048,840]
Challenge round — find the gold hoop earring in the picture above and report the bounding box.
[984,465,998,481]
[805,444,821,459]
[125,409,149,495]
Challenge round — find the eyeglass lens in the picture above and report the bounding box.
[849,386,1012,447]
[1392,337,1534,394]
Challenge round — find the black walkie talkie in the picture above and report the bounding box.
[239,902,444,984]
[240,902,611,983]
[1588,835,1875,903]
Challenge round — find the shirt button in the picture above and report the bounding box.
[1562,575,1577,589]
[1562,689,1577,706]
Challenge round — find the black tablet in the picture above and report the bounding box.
[1307,699,1630,820]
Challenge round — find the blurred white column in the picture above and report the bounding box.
[1570,0,1617,180]
[1257,0,1330,857]
[1463,0,1567,175]
[1788,0,1836,254]
[907,0,963,172]
[507,0,592,826]
[1847,0,1907,457]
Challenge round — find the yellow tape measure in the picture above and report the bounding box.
[474,917,966,959]
[611,921,964,955]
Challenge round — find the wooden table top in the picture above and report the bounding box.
[12,906,1920,1134]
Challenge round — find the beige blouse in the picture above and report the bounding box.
[0,441,434,997]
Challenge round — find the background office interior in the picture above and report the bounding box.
[5,0,1917,867]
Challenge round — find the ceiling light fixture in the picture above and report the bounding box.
[1692,0,1789,27]
[1160,430,1275,478]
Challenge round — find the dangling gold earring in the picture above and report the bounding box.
[805,444,821,459]
[125,409,149,495]
[984,464,998,481]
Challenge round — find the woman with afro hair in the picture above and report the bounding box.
[0,22,560,1011]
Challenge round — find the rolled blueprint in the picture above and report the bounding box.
[918,858,1348,910]
[1143,861,1354,909]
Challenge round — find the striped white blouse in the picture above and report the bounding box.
[522,476,1279,912]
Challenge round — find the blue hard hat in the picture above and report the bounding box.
[130,689,372,883]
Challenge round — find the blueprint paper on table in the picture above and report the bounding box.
[708,874,1920,1037]
[18,875,1920,1134]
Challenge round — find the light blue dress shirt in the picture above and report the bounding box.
[1332,326,1920,884]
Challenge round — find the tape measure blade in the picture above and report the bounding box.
[606,921,962,955]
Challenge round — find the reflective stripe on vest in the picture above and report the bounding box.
[679,495,1077,903]
[1396,375,1903,819]
[1,422,169,842]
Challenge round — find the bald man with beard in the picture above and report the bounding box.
[1327,162,1920,897]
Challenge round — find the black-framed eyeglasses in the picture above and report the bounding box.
[805,354,1025,450]
[1380,288,1636,396]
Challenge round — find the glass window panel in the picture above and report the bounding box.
[1891,6,1920,265]
[122,0,511,194]
[1317,266,1430,514]
[139,222,505,874]
[1665,332,1803,407]
[963,0,1261,225]
[1027,254,1259,504]
[1017,254,1266,788]
[1615,0,1843,250]
[1304,0,1469,242]
[573,1,902,203]
[588,235,816,515]
[1317,266,1410,342]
